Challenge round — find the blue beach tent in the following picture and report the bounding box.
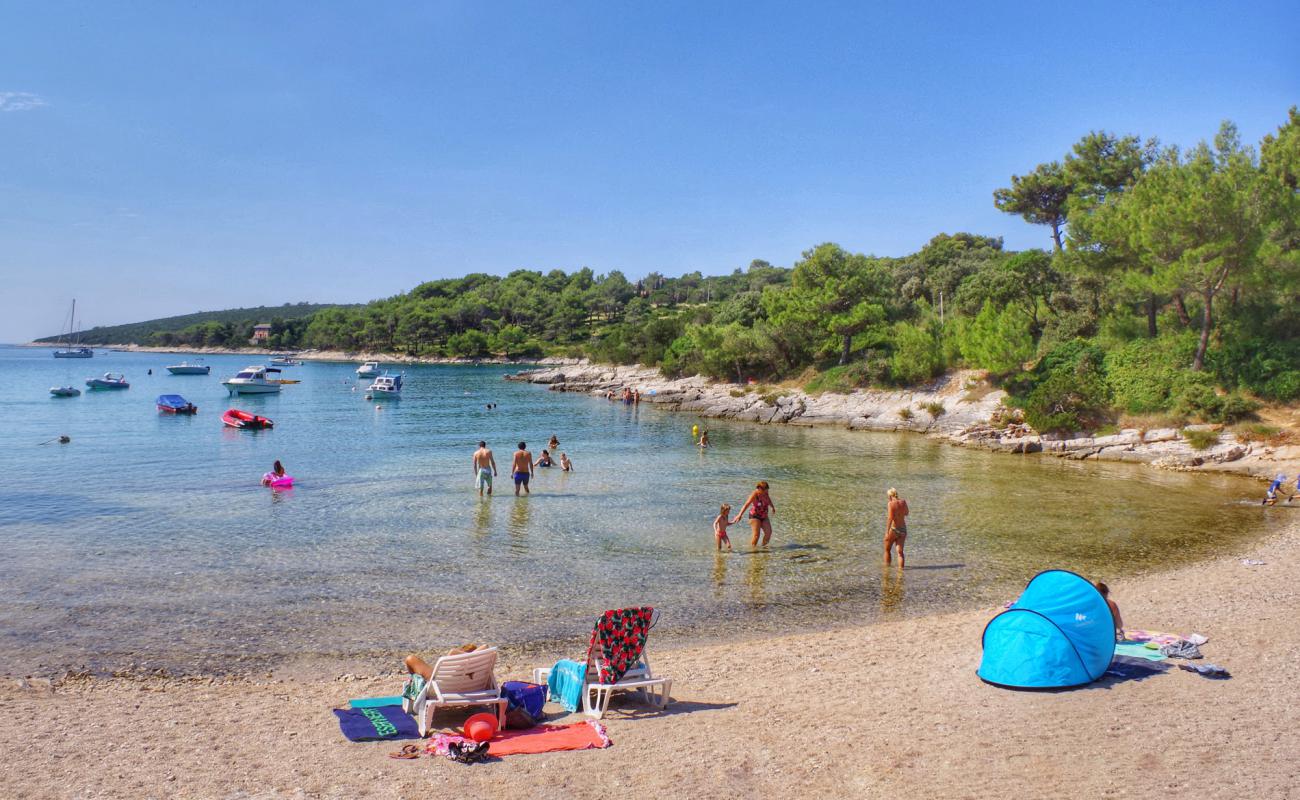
[978,570,1116,689]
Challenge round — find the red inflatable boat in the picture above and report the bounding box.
[222,408,274,430]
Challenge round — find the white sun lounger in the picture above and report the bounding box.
[532,609,672,719]
[402,646,506,736]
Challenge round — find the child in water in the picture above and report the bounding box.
[1264,474,1286,506]
[713,504,734,552]
[559,452,573,472]
[261,460,287,486]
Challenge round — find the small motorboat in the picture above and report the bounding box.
[222,365,283,395]
[86,373,129,389]
[365,372,403,399]
[269,355,302,367]
[356,361,382,378]
[50,386,81,397]
[222,408,274,429]
[166,360,211,375]
[157,394,197,414]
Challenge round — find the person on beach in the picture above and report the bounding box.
[733,481,775,548]
[1264,474,1286,506]
[1094,581,1124,641]
[403,645,481,687]
[472,441,497,497]
[884,488,909,569]
[559,452,573,472]
[535,449,554,468]
[511,442,534,495]
[261,460,286,486]
[713,503,734,552]
[548,434,560,450]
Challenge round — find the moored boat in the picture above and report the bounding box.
[356,361,382,378]
[52,299,93,358]
[166,360,211,375]
[222,408,274,429]
[157,394,197,414]
[86,373,129,389]
[269,354,302,367]
[50,386,81,397]
[365,372,403,399]
[221,366,283,395]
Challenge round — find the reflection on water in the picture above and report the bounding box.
[881,567,906,613]
[0,345,1285,676]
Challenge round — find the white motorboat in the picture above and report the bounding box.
[356,361,382,378]
[52,299,93,358]
[85,373,129,390]
[50,386,81,397]
[365,373,403,399]
[222,365,283,395]
[269,355,302,367]
[166,360,211,375]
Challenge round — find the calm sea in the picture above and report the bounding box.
[0,345,1280,676]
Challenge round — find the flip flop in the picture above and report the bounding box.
[388,744,422,759]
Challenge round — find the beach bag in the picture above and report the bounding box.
[502,680,547,729]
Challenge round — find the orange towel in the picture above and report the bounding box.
[488,721,609,756]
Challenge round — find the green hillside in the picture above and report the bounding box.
[36,302,354,347]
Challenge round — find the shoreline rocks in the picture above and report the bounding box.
[508,362,1300,481]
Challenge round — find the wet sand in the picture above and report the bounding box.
[3,521,1297,799]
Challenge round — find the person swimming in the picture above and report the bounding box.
[261,460,286,486]
[534,449,554,468]
[558,452,573,472]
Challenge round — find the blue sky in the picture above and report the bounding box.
[1,1,1296,341]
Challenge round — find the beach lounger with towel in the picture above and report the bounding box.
[402,646,507,736]
[533,607,672,719]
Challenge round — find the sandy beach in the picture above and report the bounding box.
[3,516,1297,800]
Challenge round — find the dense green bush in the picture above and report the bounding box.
[889,322,943,386]
[959,304,1034,374]
[1006,340,1112,433]
[1102,335,1195,413]
[1170,372,1258,423]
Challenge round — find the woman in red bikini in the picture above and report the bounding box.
[733,480,775,548]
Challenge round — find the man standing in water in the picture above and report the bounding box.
[511,441,534,496]
[472,441,497,497]
[884,487,909,569]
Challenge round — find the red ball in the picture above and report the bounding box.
[464,712,498,742]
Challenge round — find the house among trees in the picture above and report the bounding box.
[250,323,272,345]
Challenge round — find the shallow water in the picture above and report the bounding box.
[0,345,1282,676]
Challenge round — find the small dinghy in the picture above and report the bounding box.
[157,394,197,414]
[222,408,274,429]
[50,386,81,397]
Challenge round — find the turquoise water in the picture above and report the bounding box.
[0,345,1280,676]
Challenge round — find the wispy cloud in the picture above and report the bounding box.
[0,92,47,112]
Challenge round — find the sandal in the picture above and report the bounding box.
[388,744,422,760]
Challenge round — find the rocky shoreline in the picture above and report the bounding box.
[507,362,1300,481]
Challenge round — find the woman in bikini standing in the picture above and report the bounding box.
[733,480,775,548]
[884,487,909,569]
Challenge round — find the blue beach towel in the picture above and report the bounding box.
[348,695,405,709]
[547,659,587,713]
[333,705,420,741]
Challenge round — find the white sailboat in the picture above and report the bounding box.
[53,299,93,358]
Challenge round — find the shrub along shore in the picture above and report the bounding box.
[509,363,1300,481]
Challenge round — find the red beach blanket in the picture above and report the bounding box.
[429,721,611,758]
[587,606,654,684]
